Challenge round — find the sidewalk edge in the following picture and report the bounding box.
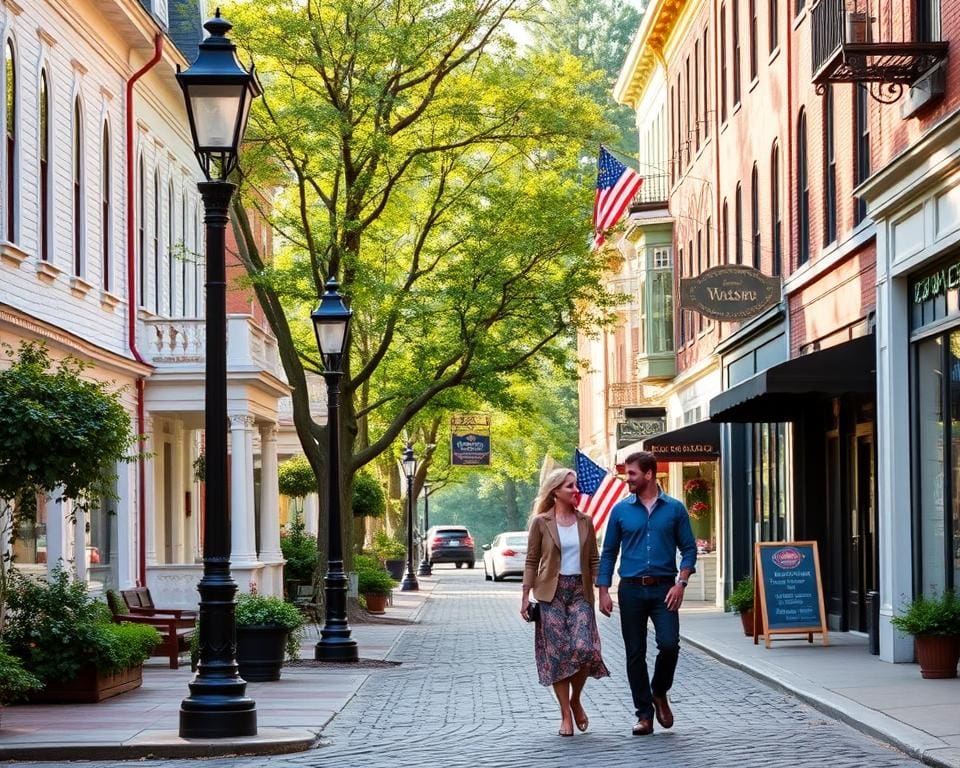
[681,633,956,768]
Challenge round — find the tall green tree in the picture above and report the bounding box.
[225,0,617,555]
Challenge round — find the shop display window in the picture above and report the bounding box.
[682,462,717,552]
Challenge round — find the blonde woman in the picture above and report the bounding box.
[521,467,609,737]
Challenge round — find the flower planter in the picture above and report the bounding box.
[739,608,756,637]
[384,559,405,581]
[915,635,960,679]
[28,665,142,704]
[364,592,388,614]
[237,625,289,682]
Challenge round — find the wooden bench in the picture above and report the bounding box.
[107,590,196,670]
[120,587,197,620]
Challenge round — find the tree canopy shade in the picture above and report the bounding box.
[225,0,619,505]
[0,342,134,518]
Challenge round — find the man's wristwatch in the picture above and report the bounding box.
[677,579,688,587]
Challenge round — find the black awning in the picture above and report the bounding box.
[642,420,721,462]
[709,334,876,423]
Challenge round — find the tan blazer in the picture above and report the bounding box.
[523,510,600,605]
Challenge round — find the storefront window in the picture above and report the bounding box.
[682,462,717,552]
[86,496,117,592]
[11,494,47,568]
[753,423,788,541]
[917,337,946,594]
[950,332,960,584]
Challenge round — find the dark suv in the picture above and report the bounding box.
[425,526,476,569]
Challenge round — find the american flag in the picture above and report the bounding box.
[575,450,629,532]
[593,146,644,248]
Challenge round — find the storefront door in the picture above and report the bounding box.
[846,426,877,632]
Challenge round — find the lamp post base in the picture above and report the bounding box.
[417,559,432,576]
[315,636,359,662]
[400,573,420,591]
[179,681,257,738]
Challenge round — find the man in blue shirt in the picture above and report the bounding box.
[598,451,697,736]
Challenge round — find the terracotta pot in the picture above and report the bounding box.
[364,592,388,614]
[739,608,756,637]
[28,665,142,704]
[915,635,960,679]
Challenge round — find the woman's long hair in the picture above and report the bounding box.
[528,468,575,527]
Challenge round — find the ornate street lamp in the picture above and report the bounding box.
[401,445,420,591]
[417,481,433,576]
[176,8,261,739]
[311,278,358,662]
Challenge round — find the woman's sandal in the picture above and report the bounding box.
[558,728,574,737]
[572,703,589,732]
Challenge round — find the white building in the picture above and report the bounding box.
[0,0,288,606]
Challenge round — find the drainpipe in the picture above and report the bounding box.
[126,35,164,587]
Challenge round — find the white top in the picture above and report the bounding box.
[557,521,581,575]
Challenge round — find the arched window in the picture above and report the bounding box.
[751,163,760,268]
[749,0,758,80]
[73,97,83,276]
[702,29,710,140]
[102,122,111,290]
[720,4,728,122]
[138,155,146,305]
[39,70,49,261]
[854,84,870,225]
[153,170,160,312]
[823,85,836,244]
[722,199,729,262]
[732,0,742,105]
[168,179,175,315]
[5,41,17,242]
[735,183,743,264]
[771,141,781,276]
[797,109,810,265]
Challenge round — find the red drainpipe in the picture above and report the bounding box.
[126,35,164,587]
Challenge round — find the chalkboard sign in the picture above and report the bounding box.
[754,541,829,648]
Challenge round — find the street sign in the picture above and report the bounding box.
[680,265,781,321]
[450,413,491,466]
[753,541,829,648]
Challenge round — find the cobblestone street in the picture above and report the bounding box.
[12,569,920,768]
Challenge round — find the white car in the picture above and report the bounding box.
[482,531,529,581]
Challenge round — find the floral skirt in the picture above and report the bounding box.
[534,574,610,687]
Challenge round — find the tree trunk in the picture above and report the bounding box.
[504,477,521,530]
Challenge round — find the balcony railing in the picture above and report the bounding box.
[629,174,669,213]
[811,0,947,100]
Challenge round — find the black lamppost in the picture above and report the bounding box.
[417,482,433,576]
[176,8,260,739]
[400,445,420,591]
[311,279,358,662]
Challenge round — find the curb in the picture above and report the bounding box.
[681,633,956,768]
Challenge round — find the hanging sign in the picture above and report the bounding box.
[753,541,829,648]
[450,413,491,466]
[680,265,781,321]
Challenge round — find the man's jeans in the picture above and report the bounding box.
[618,582,680,721]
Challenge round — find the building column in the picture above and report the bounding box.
[303,493,319,537]
[170,421,186,563]
[116,459,138,588]
[229,414,258,566]
[73,503,87,582]
[258,423,284,596]
[44,489,69,576]
[144,417,158,566]
[183,429,199,564]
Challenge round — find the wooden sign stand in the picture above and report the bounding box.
[753,541,829,648]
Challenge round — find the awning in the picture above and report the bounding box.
[641,420,721,462]
[709,335,875,423]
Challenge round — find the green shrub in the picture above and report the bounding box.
[352,472,386,518]
[0,643,41,705]
[281,514,319,587]
[278,455,317,499]
[353,553,381,574]
[372,529,406,561]
[358,568,397,596]
[891,590,960,637]
[236,592,305,660]
[3,567,160,684]
[726,577,755,613]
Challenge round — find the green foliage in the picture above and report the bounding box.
[3,567,159,684]
[280,514,319,586]
[726,577,755,614]
[235,592,305,661]
[371,530,406,561]
[358,568,397,597]
[352,472,387,518]
[0,341,136,520]
[278,455,316,499]
[353,553,381,574]
[891,590,960,637]
[0,643,41,705]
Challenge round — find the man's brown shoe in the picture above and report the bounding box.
[652,695,674,729]
[632,718,654,736]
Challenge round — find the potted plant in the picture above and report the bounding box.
[890,590,960,679]
[280,513,319,598]
[235,590,305,682]
[3,567,160,703]
[358,568,397,615]
[727,577,756,637]
[0,643,40,727]
[372,529,407,580]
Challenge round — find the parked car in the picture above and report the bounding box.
[424,525,475,569]
[482,531,528,581]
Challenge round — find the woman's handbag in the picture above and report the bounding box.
[525,601,541,623]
